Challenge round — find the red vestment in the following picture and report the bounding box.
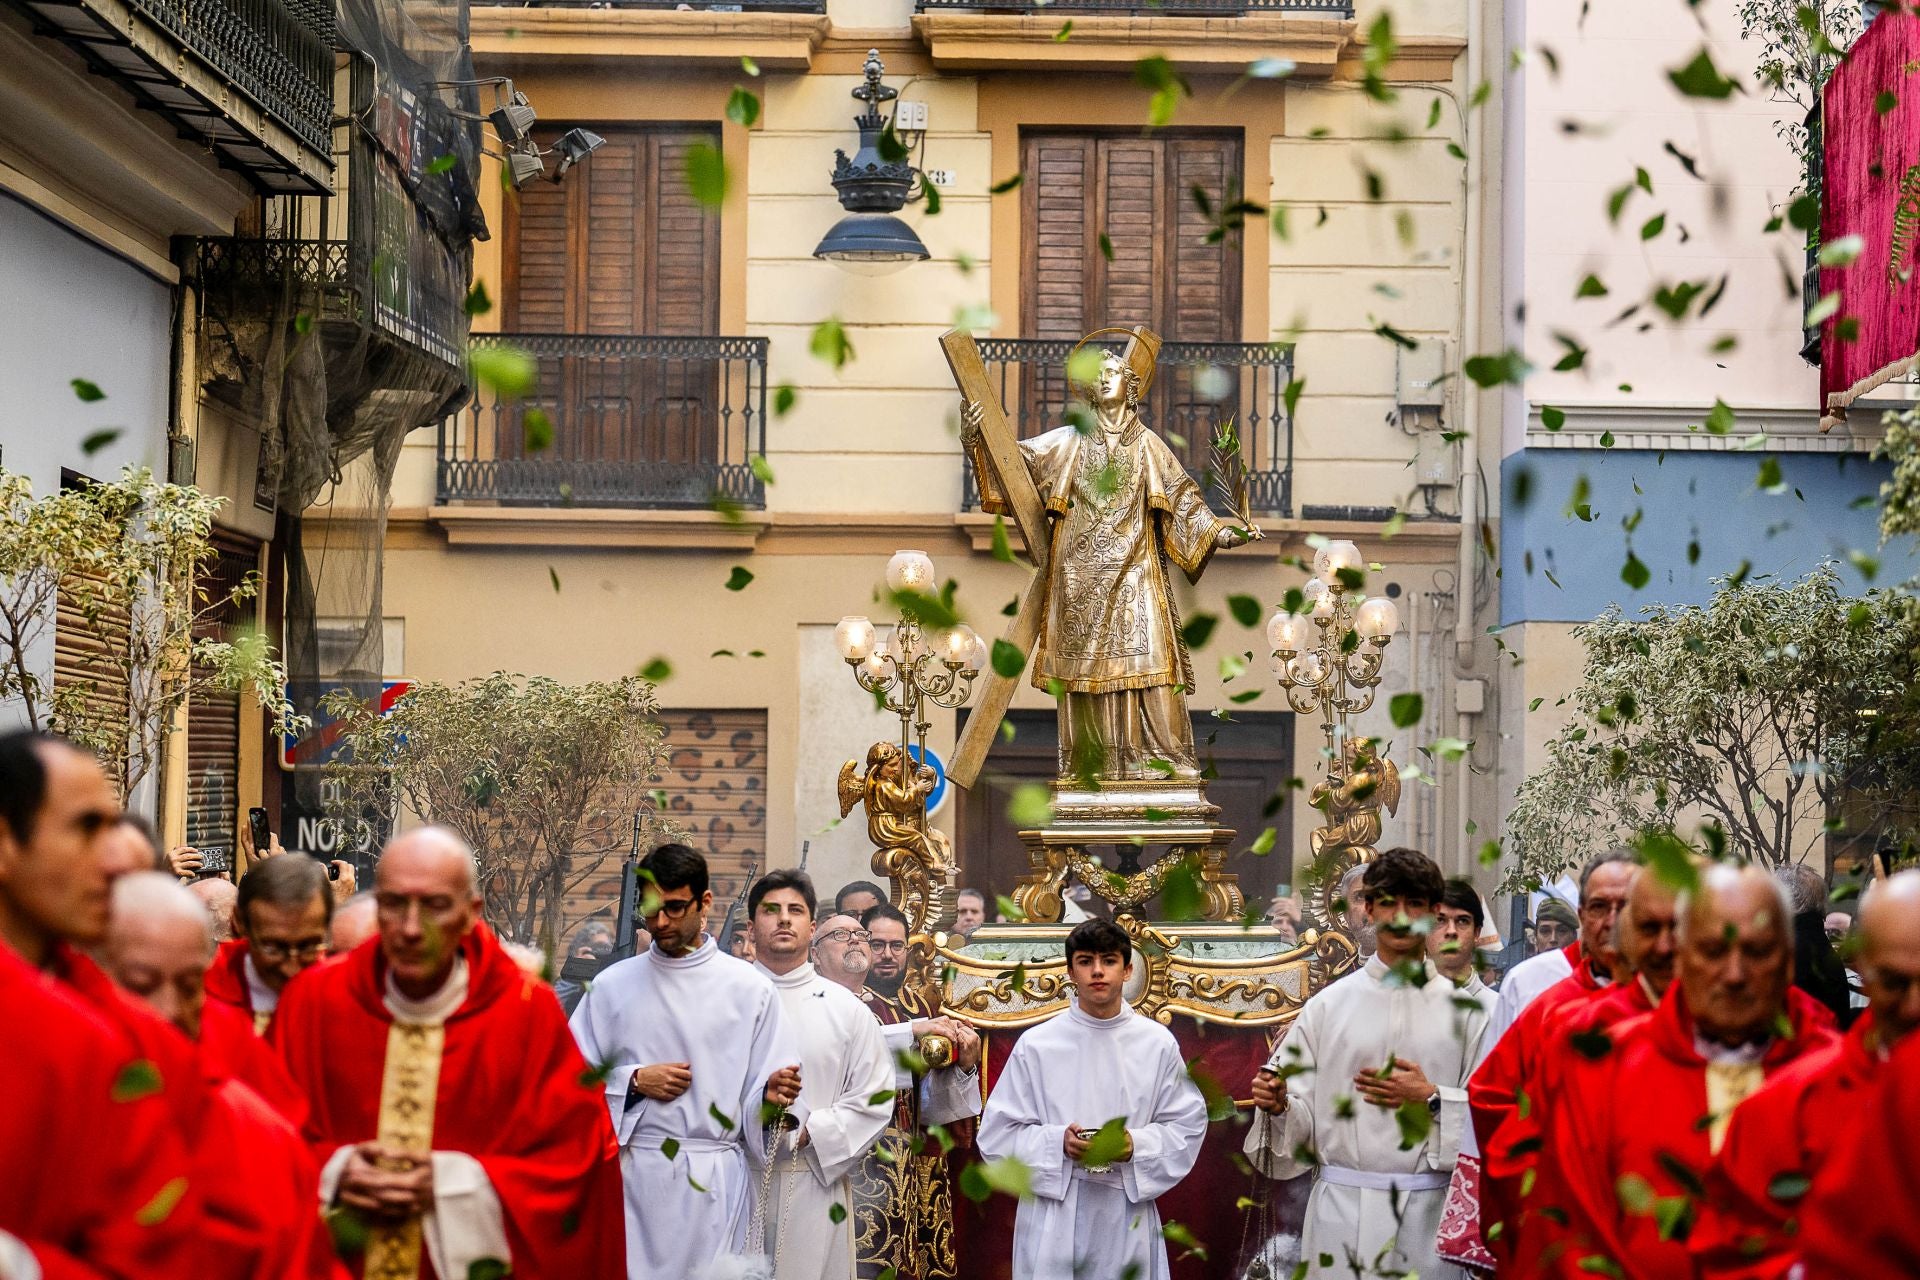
[0,944,195,1279]
[1796,1031,1920,1277]
[1493,977,1660,1273]
[272,923,625,1279]
[1467,942,1602,1265]
[1546,986,1838,1280]
[1687,1014,1880,1280]
[201,998,307,1125]
[195,1070,344,1280]
[203,938,270,1034]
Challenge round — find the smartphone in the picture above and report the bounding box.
[248,807,270,854]
[198,846,231,878]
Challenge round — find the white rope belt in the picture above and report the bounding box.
[645,1135,739,1154]
[1319,1166,1451,1193]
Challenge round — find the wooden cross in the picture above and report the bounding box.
[941,327,1151,788]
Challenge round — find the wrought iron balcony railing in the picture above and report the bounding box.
[474,0,826,10]
[18,0,335,190]
[439,334,770,510]
[917,0,1349,14]
[962,337,1295,517]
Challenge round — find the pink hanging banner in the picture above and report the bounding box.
[1822,11,1920,428]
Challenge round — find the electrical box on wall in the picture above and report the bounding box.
[1396,339,1449,412]
[896,100,928,131]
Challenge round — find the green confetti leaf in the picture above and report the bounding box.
[989,174,1024,194]
[725,566,754,591]
[1757,457,1786,493]
[960,1156,1035,1202]
[81,429,121,455]
[639,657,673,682]
[522,407,554,454]
[1621,551,1650,589]
[1394,1098,1433,1150]
[1161,1220,1209,1260]
[810,318,856,370]
[1541,406,1566,431]
[726,86,761,128]
[741,55,760,76]
[828,1201,847,1223]
[467,1260,510,1280]
[1704,400,1735,434]
[1078,1117,1131,1167]
[990,638,1027,679]
[990,516,1015,563]
[709,1102,736,1132]
[1007,783,1053,828]
[1463,349,1534,387]
[750,454,775,485]
[427,153,458,175]
[1180,613,1219,648]
[1818,234,1864,267]
[70,378,106,402]
[1766,1171,1811,1203]
[471,345,538,400]
[1576,274,1609,298]
[1667,48,1741,100]
[773,383,798,416]
[1227,595,1262,627]
[112,1059,163,1102]
[685,140,729,207]
[549,566,561,593]
[135,1176,188,1226]
[1640,212,1667,241]
[1390,692,1424,727]
[464,281,493,316]
[1054,19,1072,40]
[1249,827,1277,855]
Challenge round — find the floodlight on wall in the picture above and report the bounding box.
[506,146,546,190]
[814,50,930,276]
[551,128,605,181]
[489,90,538,146]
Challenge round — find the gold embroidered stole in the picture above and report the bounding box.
[252,1010,273,1036]
[1704,1061,1765,1155]
[363,1021,447,1280]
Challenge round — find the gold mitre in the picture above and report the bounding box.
[1069,325,1162,398]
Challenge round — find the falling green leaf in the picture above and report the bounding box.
[810,318,856,370]
[1621,551,1650,589]
[135,1177,188,1227]
[1390,692,1425,727]
[1007,784,1053,827]
[522,407,554,454]
[750,454,776,485]
[740,55,760,76]
[471,345,538,399]
[1818,235,1864,267]
[1227,595,1262,627]
[726,87,761,128]
[1180,614,1219,648]
[990,516,1015,563]
[639,657,673,682]
[1161,1221,1209,1260]
[989,174,1024,195]
[1054,19,1072,40]
[828,1201,848,1223]
[725,566,754,591]
[1249,827,1277,855]
[111,1060,163,1102]
[1757,457,1786,493]
[468,1260,510,1280]
[1078,1117,1131,1167]
[960,1156,1035,1202]
[464,281,493,316]
[774,383,798,416]
[1640,212,1667,240]
[685,141,729,207]
[1576,274,1609,298]
[80,429,121,455]
[1394,1098,1433,1150]
[1704,400,1735,434]
[70,378,106,402]
[990,638,1027,679]
[1667,48,1741,99]
[1463,349,1534,387]
[1541,406,1566,431]
[549,566,561,593]
[427,153,458,175]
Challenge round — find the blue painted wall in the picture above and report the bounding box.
[1499,448,1920,626]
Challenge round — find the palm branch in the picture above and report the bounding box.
[1209,417,1255,532]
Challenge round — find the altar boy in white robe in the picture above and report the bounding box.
[569,844,805,1280]
[746,870,896,1280]
[1246,847,1492,1280]
[978,919,1209,1280]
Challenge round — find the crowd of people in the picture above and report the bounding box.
[5,724,1920,1280]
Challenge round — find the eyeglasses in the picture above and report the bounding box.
[253,938,326,963]
[870,939,908,954]
[817,928,871,945]
[644,897,698,921]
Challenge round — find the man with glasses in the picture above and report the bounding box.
[277,826,626,1279]
[571,843,804,1280]
[206,852,334,1035]
[812,911,875,994]
[852,903,982,1279]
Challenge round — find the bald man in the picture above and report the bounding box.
[273,828,625,1279]
[1693,869,1920,1277]
[329,890,378,953]
[102,873,339,1279]
[190,875,239,942]
[1544,864,1838,1280]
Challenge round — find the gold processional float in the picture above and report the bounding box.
[832,326,1405,1041]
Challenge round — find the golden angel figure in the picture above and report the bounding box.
[838,741,953,874]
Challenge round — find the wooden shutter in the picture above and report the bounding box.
[1023,134,1094,344]
[53,574,131,756]
[1094,138,1164,330]
[184,532,262,854]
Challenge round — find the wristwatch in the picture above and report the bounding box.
[1425,1089,1442,1117]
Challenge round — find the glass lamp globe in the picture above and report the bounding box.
[835,615,876,662]
[1312,540,1363,580]
[1267,611,1314,654]
[943,624,981,668]
[1302,577,1329,601]
[965,630,990,673]
[886,549,936,594]
[1310,591,1337,621]
[1355,596,1400,640]
[1290,650,1328,684]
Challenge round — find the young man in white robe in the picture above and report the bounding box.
[977,918,1208,1280]
[1246,847,1492,1280]
[1431,878,1499,1015]
[747,870,896,1280]
[570,843,804,1280]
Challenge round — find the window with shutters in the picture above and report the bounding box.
[1020,130,1245,471]
[495,125,728,486]
[185,531,262,855]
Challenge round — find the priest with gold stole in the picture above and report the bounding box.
[273,828,625,1280]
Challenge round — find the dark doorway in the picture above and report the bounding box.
[953,708,1295,918]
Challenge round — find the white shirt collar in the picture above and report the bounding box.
[242,952,280,1013]
[755,960,818,990]
[1066,997,1132,1031]
[652,937,716,969]
[383,957,470,1026]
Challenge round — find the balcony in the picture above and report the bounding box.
[439,334,770,511]
[962,338,1294,517]
[476,0,823,8]
[916,0,1346,12]
[17,0,334,192]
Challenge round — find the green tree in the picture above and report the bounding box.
[1503,565,1920,886]
[0,466,302,802]
[322,672,675,947]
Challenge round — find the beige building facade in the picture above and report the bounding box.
[380,0,1503,913]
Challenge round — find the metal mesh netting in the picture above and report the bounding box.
[195,0,479,860]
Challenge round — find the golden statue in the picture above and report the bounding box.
[960,331,1262,782]
[1308,736,1402,861]
[838,741,953,875]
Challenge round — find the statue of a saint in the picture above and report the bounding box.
[961,335,1261,781]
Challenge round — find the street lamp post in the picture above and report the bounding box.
[1266,538,1400,797]
[834,549,987,775]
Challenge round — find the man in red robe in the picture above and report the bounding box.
[0,731,203,1277]
[1466,851,1637,1265]
[1545,864,1837,1280]
[101,870,342,1280]
[273,827,625,1279]
[1689,868,1920,1278]
[1796,1031,1920,1275]
[206,852,335,1036]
